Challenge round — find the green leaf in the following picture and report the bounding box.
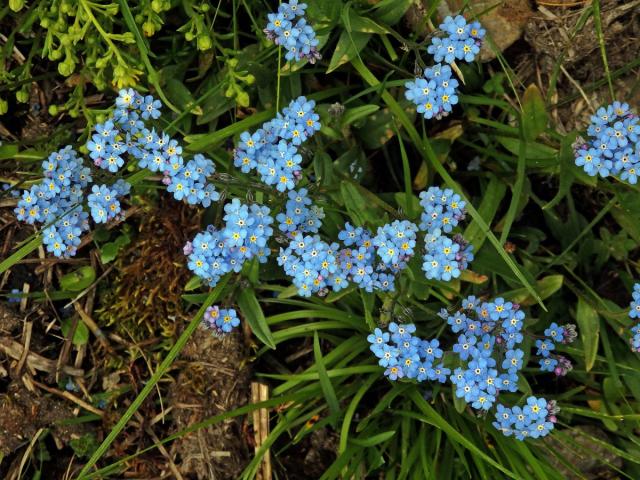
[313,332,340,421]
[69,433,99,459]
[496,136,557,168]
[344,10,388,34]
[340,181,378,227]
[355,106,396,149]
[341,104,379,127]
[408,389,519,479]
[360,290,375,330]
[0,236,42,275]
[502,275,564,306]
[99,243,119,264]
[350,430,396,447]
[0,143,19,160]
[521,84,547,141]
[371,0,414,24]
[238,288,276,349]
[99,233,130,264]
[464,174,507,250]
[61,318,90,347]
[313,150,335,186]
[543,132,578,210]
[185,109,274,151]
[327,30,371,73]
[576,296,600,372]
[453,389,467,414]
[164,77,203,115]
[184,275,202,292]
[60,266,96,292]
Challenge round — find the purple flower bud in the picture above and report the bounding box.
[183,241,193,255]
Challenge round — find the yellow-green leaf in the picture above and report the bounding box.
[576,297,599,372]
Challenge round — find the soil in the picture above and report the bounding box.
[169,327,252,479]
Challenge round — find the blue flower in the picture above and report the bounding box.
[264,3,321,64]
[575,101,640,184]
[502,349,524,373]
[535,338,554,358]
[203,306,241,335]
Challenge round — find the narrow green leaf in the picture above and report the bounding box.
[341,104,379,127]
[464,174,507,250]
[61,318,90,347]
[345,10,388,34]
[340,181,378,227]
[60,266,96,292]
[502,275,564,306]
[327,30,371,73]
[521,84,547,141]
[576,296,600,372]
[184,275,202,292]
[313,150,335,186]
[496,136,557,167]
[164,77,203,115]
[543,132,578,210]
[339,374,377,453]
[350,430,396,447]
[0,236,42,275]
[238,288,276,349]
[313,332,340,420]
[499,121,527,245]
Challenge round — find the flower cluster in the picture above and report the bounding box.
[372,220,418,267]
[203,306,240,335]
[629,283,640,352]
[13,89,222,258]
[574,101,640,184]
[369,297,528,410]
[405,15,485,120]
[405,64,459,120]
[264,1,321,64]
[427,15,486,64]
[274,185,473,297]
[420,187,473,281]
[493,397,558,441]
[447,297,525,411]
[15,146,92,257]
[368,296,564,440]
[536,322,576,376]
[234,96,320,191]
[276,188,324,234]
[367,323,450,382]
[184,199,274,288]
[87,181,130,224]
[109,89,220,207]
